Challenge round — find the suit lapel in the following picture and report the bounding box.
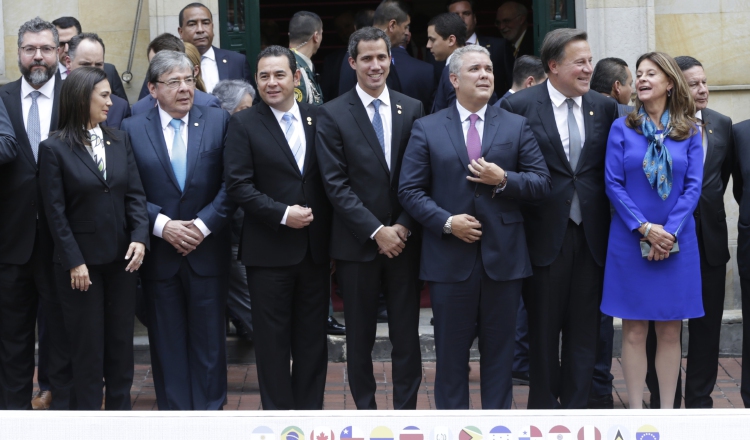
[258,102,301,173]
[389,91,404,183]
[702,110,715,184]
[185,106,206,192]
[72,140,107,186]
[3,81,36,167]
[481,106,500,157]
[299,103,315,176]
[536,83,573,173]
[103,132,116,184]
[348,89,389,176]
[144,108,181,191]
[214,47,229,80]
[50,72,61,131]
[446,105,470,169]
[578,93,596,172]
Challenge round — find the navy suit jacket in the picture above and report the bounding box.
[493,90,513,108]
[390,47,434,111]
[431,65,453,114]
[130,89,221,116]
[121,105,235,280]
[101,94,131,130]
[399,104,550,283]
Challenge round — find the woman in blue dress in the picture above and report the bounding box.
[602,52,704,409]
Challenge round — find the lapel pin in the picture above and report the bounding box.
[307,120,312,125]
[589,111,594,116]
[709,129,713,134]
[106,141,111,145]
[396,104,402,109]
[398,110,402,114]
[307,116,312,121]
[194,122,199,126]
[222,59,227,64]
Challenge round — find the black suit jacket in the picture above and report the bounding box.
[476,34,509,92]
[0,76,61,265]
[732,120,750,277]
[104,63,128,102]
[499,32,534,94]
[501,81,618,267]
[38,131,150,270]
[224,101,331,267]
[316,87,424,262]
[695,108,734,267]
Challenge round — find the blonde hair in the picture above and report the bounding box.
[183,42,207,93]
[625,52,697,141]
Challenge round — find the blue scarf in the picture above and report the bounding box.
[641,108,673,200]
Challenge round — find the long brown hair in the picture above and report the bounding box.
[55,67,114,148]
[183,42,207,93]
[625,52,697,141]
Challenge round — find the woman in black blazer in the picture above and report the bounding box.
[39,67,149,410]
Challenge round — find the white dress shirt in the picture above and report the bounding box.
[355,84,393,239]
[21,76,56,144]
[152,105,211,239]
[547,80,586,160]
[466,33,478,45]
[696,109,707,164]
[58,62,69,80]
[200,46,220,93]
[269,102,306,225]
[456,101,487,144]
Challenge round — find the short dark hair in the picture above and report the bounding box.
[68,32,105,60]
[591,57,629,95]
[428,13,467,47]
[256,45,297,75]
[373,1,409,28]
[348,27,391,60]
[179,2,212,27]
[540,28,588,74]
[17,17,58,48]
[56,67,110,148]
[675,56,703,72]
[445,0,475,11]
[289,11,323,46]
[147,33,185,58]
[354,9,375,30]
[512,55,546,87]
[51,17,82,34]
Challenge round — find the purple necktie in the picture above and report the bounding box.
[466,114,481,161]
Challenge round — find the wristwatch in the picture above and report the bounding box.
[443,216,453,234]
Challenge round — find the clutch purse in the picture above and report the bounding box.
[640,239,679,258]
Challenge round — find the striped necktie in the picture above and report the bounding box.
[282,112,304,173]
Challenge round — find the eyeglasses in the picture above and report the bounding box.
[20,45,57,57]
[495,14,523,27]
[155,77,196,89]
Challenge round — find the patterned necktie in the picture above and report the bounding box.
[27,91,41,162]
[169,118,187,190]
[281,112,304,173]
[90,131,106,179]
[566,98,583,224]
[371,99,385,154]
[466,114,481,162]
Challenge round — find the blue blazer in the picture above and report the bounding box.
[121,105,235,280]
[398,104,551,283]
[130,90,221,116]
[101,94,130,130]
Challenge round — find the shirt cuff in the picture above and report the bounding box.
[281,206,290,225]
[194,218,211,238]
[370,225,384,240]
[153,213,171,238]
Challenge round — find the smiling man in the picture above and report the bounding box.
[398,44,550,409]
[501,28,618,409]
[316,27,424,410]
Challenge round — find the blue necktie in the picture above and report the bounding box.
[371,99,385,154]
[169,118,186,190]
[27,91,41,162]
[281,112,304,173]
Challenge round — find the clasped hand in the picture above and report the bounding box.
[451,214,482,243]
[638,223,675,261]
[286,205,314,229]
[163,219,204,256]
[376,224,409,258]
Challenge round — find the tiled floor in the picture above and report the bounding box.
[104,357,746,410]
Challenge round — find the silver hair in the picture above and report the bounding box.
[17,17,58,48]
[448,45,492,77]
[147,50,194,84]
[212,80,256,113]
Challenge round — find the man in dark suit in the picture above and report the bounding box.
[494,55,546,109]
[121,50,234,410]
[591,57,633,117]
[132,33,221,114]
[399,45,550,409]
[224,45,332,410]
[427,13,466,114]
[52,16,128,102]
[317,27,424,410]
[646,56,735,409]
[500,28,618,409]
[177,2,253,94]
[338,1,434,112]
[447,0,507,91]
[0,17,73,411]
[495,1,534,95]
[65,33,130,129]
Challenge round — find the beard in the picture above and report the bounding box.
[19,59,57,86]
